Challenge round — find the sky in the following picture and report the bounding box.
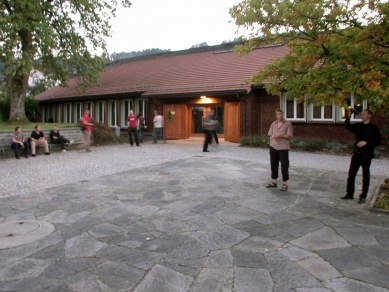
[106,0,246,54]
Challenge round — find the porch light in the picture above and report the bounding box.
[200,95,207,99]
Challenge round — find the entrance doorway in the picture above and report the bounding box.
[190,105,224,137]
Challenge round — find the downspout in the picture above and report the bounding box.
[236,93,246,137]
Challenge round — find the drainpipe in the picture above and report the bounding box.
[236,93,246,137]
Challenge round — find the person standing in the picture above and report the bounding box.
[266,109,293,191]
[137,112,146,143]
[11,126,29,159]
[81,109,93,152]
[209,110,219,144]
[50,125,74,153]
[153,111,164,144]
[127,110,140,147]
[340,109,381,204]
[30,125,50,157]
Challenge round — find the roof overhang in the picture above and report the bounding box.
[38,91,146,103]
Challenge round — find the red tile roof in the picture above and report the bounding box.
[36,45,289,101]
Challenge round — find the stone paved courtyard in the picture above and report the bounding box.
[0,141,388,291]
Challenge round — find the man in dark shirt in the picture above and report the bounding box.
[30,125,50,157]
[340,109,381,204]
[50,125,74,153]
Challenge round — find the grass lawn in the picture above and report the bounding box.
[0,123,79,132]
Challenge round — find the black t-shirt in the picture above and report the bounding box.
[50,130,60,143]
[31,130,44,140]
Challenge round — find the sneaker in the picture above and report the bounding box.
[32,154,36,157]
[69,140,75,145]
[62,149,67,153]
[45,152,50,155]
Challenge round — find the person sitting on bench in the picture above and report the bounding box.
[30,125,50,157]
[11,126,30,159]
[50,125,74,153]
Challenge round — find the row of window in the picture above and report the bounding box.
[282,92,367,122]
[41,99,148,127]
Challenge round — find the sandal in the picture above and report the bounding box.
[266,182,277,188]
[280,184,288,191]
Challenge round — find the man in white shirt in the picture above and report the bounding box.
[153,111,165,143]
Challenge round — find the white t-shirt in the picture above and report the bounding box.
[153,115,164,128]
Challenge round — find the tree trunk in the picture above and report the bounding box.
[7,74,30,124]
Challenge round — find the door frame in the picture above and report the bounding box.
[188,103,225,138]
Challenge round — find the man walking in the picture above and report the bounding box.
[340,109,381,204]
[202,110,216,152]
[153,111,164,144]
[81,109,93,152]
[266,109,293,191]
[127,110,140,147]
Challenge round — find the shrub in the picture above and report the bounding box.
[327,141,341,153]
[92,121,126,145]
[239,135,269,147]
[302,138,328,152]
[290,138,305,149]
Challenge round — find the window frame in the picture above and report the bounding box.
[108,100,119,127]
[95,101,105,123]
[64,103,72,123]
[337,92,367,122]
[281,93,306,121]
[308,104,335,122]
[121,99,133,127]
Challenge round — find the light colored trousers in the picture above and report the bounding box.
[30,140,49,154]
[83,131,91,150]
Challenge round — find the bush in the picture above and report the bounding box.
[290,138,305,149]
[302,138,327,152]
[240,135,269,147]
[326,141,341,153]
[92,121,127,145]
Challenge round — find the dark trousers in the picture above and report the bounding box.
[203,130,212,151]
[210,130,219,144]
[128,127,139,146]
[346,153,372,198]
[11,141,29,157]
[270,147,289,181]
[138,128,144,143]
[51,137,70,150]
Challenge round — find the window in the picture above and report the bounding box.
[108,100,119,126]
[338,92,367,122]
[309,104,335,121]
[64,103,72,123]
[84,102,93,118]
[281,93,305,121]
[74,103,82,123]
[121,100,132,127]
[95,101,105,123]
[57,104,62,123]
[135,99,147,119]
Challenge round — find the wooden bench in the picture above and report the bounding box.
[0,128,84,159]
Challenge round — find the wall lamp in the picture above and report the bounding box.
[200,95,207,99]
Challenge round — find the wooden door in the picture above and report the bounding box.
[224,102,240,142]
[163,104,188,139]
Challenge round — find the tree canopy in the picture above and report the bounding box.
[230,0,389,113]
[0,0,131,123]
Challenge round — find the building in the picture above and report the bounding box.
[35,43,388,142]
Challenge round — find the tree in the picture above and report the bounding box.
[0,0,131,124]
[190,42,209,48]
[230,0,389,113]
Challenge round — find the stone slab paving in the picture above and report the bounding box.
[0,141,388,291]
